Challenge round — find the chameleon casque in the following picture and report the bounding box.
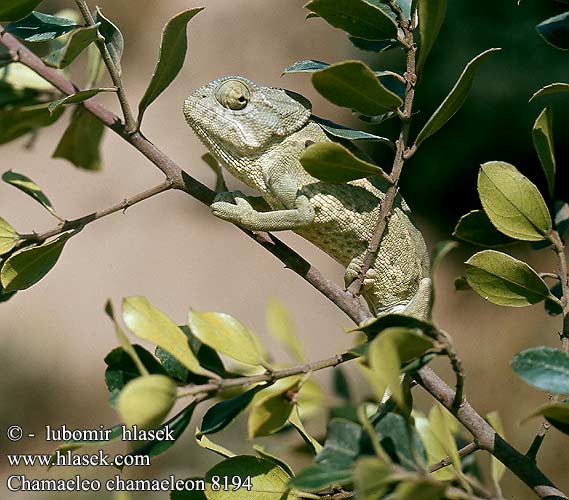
[184,76,432,319]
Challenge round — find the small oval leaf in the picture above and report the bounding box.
[453,210,516,248]
[304,0,398,41]
[204,456,293,500]
[312,116,394,146]
[415,48,501,145]
[465,250,549,307]
[42,24,100,69]
[283,59,329,74]
[1,233,71,292]
[122,296,210,377]
[532,107,556,198]
[536,12,569,51]
[48,87,116,114]
[524,402,569,435]
[6,11,80,42]
[530,82,569,101]
[137,8,204,126]
[312,60,403,116]
[511,347,569,394]
[300,142,388,183]
[94,8,124,74]
[417,0,447,72]
[2,170,57,215]
[0,217,19,256]
[478,161,552,241]
[188,310,266,366]
[0,0,44,22]
[117,374,177,429]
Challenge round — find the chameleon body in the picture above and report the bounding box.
[184,76,431,318]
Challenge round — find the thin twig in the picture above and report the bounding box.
[178,352,356,399]
[1,25,566,500]
[429,441,480,473]
[550,231,569,353]
[347,10,417,296]
[17,180,172,246]
[74,0,136,133]
[526,423,550,462]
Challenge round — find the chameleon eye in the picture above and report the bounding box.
[215,80,251,110]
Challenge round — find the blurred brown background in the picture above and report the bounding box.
[1,0,568,498]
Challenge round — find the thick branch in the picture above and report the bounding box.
[1,26,566,500]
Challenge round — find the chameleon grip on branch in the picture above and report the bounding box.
[184,76,432,319]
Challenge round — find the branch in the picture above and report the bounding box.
[347,13,417,296]
[1,26,566,500]
[549,231,569,353]
[429,441,480,473]
[179,351,357,398]
[415,367,568,500]
[74,0,136,133]
[17,180,172,245]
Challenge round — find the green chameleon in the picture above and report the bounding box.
[184,76,431,319]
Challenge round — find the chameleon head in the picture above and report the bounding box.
[183,76,311,156]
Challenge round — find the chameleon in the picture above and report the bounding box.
[183,76,432,319]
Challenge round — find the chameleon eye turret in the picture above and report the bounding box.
[215,80,251,110]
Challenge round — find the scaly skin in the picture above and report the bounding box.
[184,76,431,318]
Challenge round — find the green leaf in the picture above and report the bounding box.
[369,327,434,405]
[1,63,53,91]
[104,345,165,393]
[0,0,44,22]
[524,402,569,435]
[1,233,71,292]
[48,87,116,114]
[477,161,552,241]
[313,116,394,147]
[415,48,501,145]
[195,429,236,458]
[332,367,352,402]
[454,276,471,291]
[453,210,516,248]
[6,11,80,42]
[130,401,197,458]
[348,37,398,52]
[394,479,446,500]
[200,384,265,435]
[532,107,556,197]
[43,24,100,69]
[205,456,293,500]
[266,299,305,362]
[289,418,362,491]
[511,347,569,394]
[312,60,403,115]
[122,296,211,377]
[431,240,458,278]
[536,12,569,51]
[465,250,549,307]
[304,0,398,41]
[289,405,323,454]
[0,103,63,145]
[188,310,266,366]
[248,377,300,438]
[137,8,203,126]
[353,457,391,500]
[2,170,58,216]
[486,411,506,486]
[283,59,329,74]
[0,217,19,256]
[53,106,105,171]
[300,142,387,183]
[94,8,124,74]
[530,83,569,101]
[253,445,295,477]
[428,404,463,481]
[117,374,177,429]
[414,413,456,481]
[417,0,447,72]
[352,312,435,338]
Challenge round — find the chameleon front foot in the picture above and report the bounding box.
[211,190,255,225]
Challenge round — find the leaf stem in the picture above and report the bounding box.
[74,0,136,133]
[428,441,480,472]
